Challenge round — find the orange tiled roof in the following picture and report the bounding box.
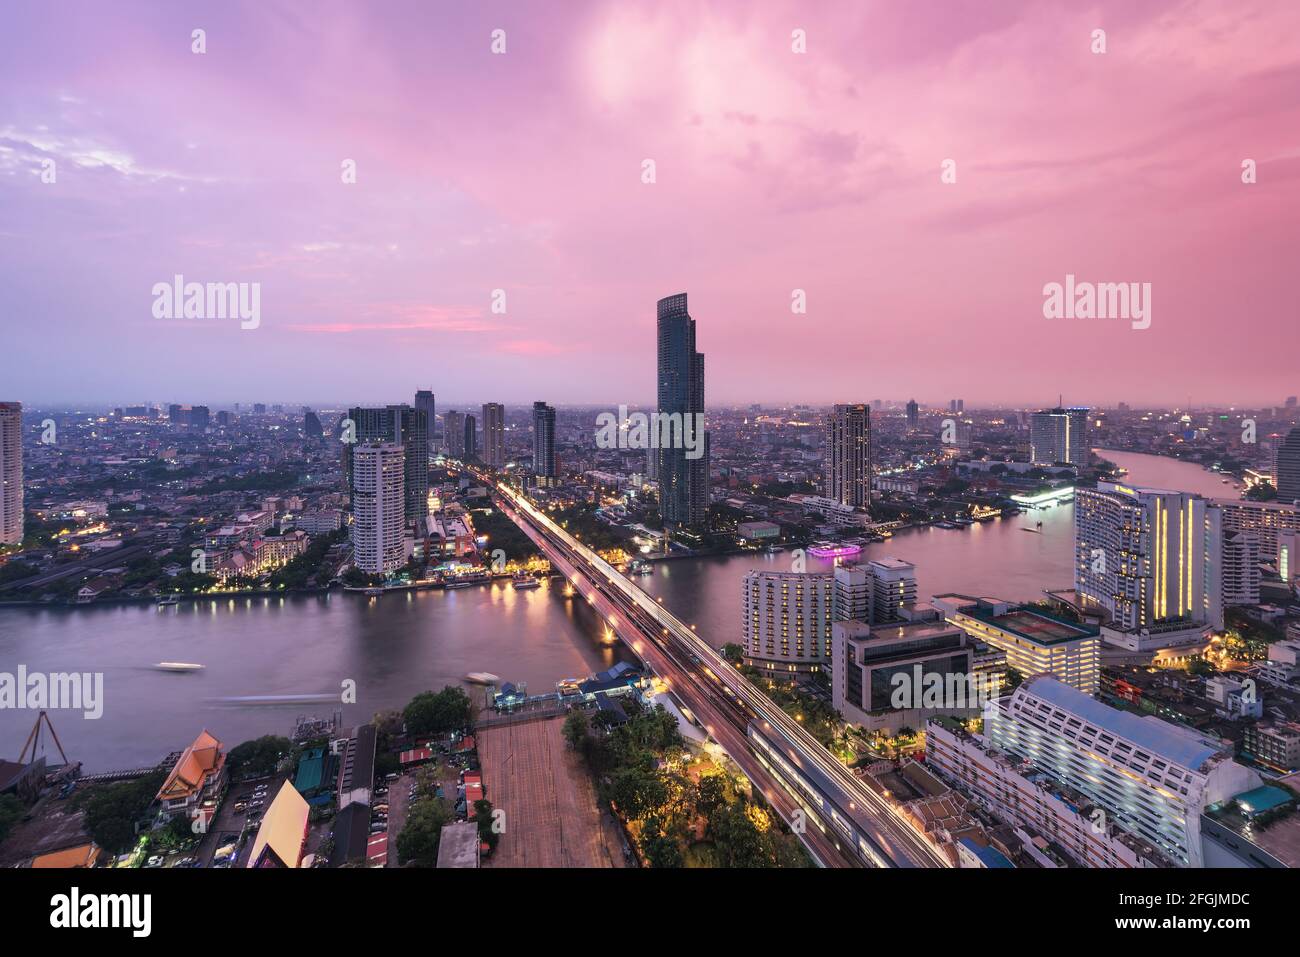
[157,729,225,802]
[32,843,101,869]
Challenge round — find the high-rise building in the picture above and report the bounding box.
[1276,427,1300,504]
[905,399,919,428]
[655,293,707,529]
[443,411,465,459]
[531,401,556,481]
[823,403,871,509]
[1204,506,1262,629]
[1030,406,1090,466]
[303,409,323,439]
[415,390,436,458]
[0,402,22,545]
[1074,482,1207,631]
[741,570,834,673]
[987,676,1260,867]
[481,403,505,470]
[350,442,407,576]
[463,413,477,461]
[347,405,428,525]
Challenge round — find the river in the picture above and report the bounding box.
[0,448,1235,771]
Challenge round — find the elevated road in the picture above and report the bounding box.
[488,479,948,869]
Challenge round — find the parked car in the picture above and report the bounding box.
[145,855,164,868]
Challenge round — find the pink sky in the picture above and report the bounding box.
[1,0,1297,408]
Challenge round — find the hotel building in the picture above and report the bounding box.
[824,403,872,509]
[0,402,21,545]
[1029,406,1089,466]
[741,570,834,673]
[986,676,1260,867]
[351,442,407,576]
[926,716,1175,868]
[933,594,1101,693]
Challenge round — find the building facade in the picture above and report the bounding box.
[741,570,834,673]
[0,402,22,545]
[350,442,407,576]
[655,293,707,528]
[347,405,429,525]
[531,401,556,481]
[481,402,505,470]
[824,403,872,509]
[1030,406,1089,466]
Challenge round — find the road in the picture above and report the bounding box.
[488,478,949,869]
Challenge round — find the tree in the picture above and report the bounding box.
[563,709,590,749]
[720,643,744,664]
[79,770,165,854]
[396,797,453,867]
[228,736,295,780]
[403,687,474,736]
[640,814,683,868]
[707,802,773,868]
[472,798,500,853]
[695,772,735,818]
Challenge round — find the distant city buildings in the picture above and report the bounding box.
[1030,406,1090,466]
[463,413,477,462]
[986,676,1260,867]
[0,402,22,545]
[481,402,505,470]
[655,293,707,529]
[303,408,323,439]
[531,401,556,482]
[415,389,436,457]
[444,410,465,459]
[350,441,407,576]
[905,399,919,428]
[824,403,872,510]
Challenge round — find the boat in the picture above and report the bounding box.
[155,596,180,607]
[511,573,540,589]
[154,662,205,673]
[445,580,473,589]
[934,521,960,530]
[465,672,500,685]
[363,587,384,597]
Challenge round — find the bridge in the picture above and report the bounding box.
[486,477,949,869]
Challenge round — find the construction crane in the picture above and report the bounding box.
[18,710,79,780]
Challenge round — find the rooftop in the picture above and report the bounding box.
[1019,676,1225,772]
[436,820,480,868]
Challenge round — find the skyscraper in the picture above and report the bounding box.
[0,402,22,546]
[1277,426,1300,504]
[347,405,428,525]
[531,401,556,481]
[350,442,407,576]
[823,403,871,510]
[463,413,477,461]
[905,399,919,428]
[302,408,323,439]
[1030,406,1090,466]
[414,389,436,458]
[655,293,707,529]
[481,403,505,469]
[443,411,465,459]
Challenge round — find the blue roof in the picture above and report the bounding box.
[1234,785,1293,816]
[958,837,1015,868]
[1022,676,1222,771]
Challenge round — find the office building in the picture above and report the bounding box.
[350,442,407,576]
[823,403,871,509]
[1277,426,1300,504]
[1212,498,1300,557]
[532,401,556,481]
[986,676,1259,867]
[347,405,428,525]
[0,402,22,545]
[655,293,707,528]
[1204,505,1262,629]
[443,410,465,459]
[1030,406,1089,466]
[905,399,919,428]
[1074,482,1207,632]
[830,559,917,624]
[832,619,991,728]
[415,390,436,456]
[933,594,1101,693]
[1243,721,1300,772]
[481,402,505,470]
[741,570,834,673]
[303,409,323,439]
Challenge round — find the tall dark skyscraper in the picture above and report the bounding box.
[1277,427,1300,504]
[532,401,556,481]
[464,413,478,461]
[824,403,872,509]
[656,293,707,529]
[906,399,919,428]
[414,389,436,457]
[481,402,505,470]
[303,408,323,439]
[347,404,429,525]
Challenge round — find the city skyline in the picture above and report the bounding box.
[3,2,1299,406]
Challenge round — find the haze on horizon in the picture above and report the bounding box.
[1,1,1297,409]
